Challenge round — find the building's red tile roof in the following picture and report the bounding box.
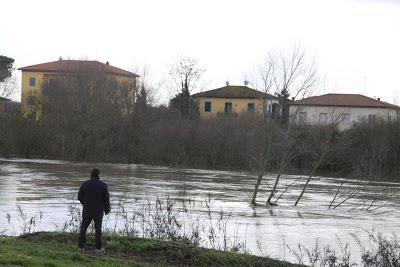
[18,60,139,77]
[292,93,399,109]
[192,85,278,99]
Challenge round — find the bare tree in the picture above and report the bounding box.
[168,57,205,115]
[132,65,158,106]
[263,47,317,122]
[168,57,205,94]
[39,62,135,161]
[249,47,318,206]
[294,127,333,206]
[293,107,352,206]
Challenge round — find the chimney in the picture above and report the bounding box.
[244,80,249,86]
[292,97,295,101]
[226,81,229,86]
[106,61,109,65]
[59,56,63,61]
[377,97,381,101]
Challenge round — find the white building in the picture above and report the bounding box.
[289,94,400,130]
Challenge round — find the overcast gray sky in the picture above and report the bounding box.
[2,0,400,104]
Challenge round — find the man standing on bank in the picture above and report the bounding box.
[78,168,111,251]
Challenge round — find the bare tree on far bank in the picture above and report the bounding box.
[259,47,317,122]
[167,57,205,116]
[250,47,317,206]
[294,108,352,206]
[38,64,136,161]
[132,65,159,107]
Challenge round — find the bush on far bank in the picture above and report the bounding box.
[1,105,400,181]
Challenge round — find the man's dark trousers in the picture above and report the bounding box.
[78,216,103,249]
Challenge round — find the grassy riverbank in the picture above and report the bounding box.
[0,232,299,267]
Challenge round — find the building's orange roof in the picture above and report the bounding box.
[18,60,139,77]
[292,93,399,109]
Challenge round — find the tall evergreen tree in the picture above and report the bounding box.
[0,55,14,83]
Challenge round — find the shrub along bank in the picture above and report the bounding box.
[1,105,400,181]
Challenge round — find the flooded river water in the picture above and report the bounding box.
[1,158,399,263]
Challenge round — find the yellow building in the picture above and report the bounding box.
[192,84,280,118]
[18,59,139,114]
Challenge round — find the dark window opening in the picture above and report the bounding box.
[247,103,255,112]
[204,101,211,112]
[27,95,36,106]
[368,114,376,122]
[271,103,280,117]
[29,77,36,87]
[224,102,232,112]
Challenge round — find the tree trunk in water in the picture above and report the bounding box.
[294,150,327,206]
[266,143,292,205]
[267,172,282,205]
[251,167,265,206]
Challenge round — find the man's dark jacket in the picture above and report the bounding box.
[78,177,111,218]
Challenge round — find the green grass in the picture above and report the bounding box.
[0,232,300,267]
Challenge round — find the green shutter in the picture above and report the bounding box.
[205,101,211,112]
[29,77,36,87]
[247,103,255,112]
[224,102,232,112]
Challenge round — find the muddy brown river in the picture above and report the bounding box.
[1,158,399,263]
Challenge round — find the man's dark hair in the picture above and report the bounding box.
[90,168,100,178]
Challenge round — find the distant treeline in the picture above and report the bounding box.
[1,73,399,181]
